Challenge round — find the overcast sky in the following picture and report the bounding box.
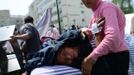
[0,0,133,16]
[0,0,34,15]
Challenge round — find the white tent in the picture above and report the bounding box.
[125,13,134,34]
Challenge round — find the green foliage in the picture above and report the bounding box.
[112,0,133,14]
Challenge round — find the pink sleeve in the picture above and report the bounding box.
[90,7,121,61]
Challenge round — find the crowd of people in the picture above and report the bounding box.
[1,0,134,75]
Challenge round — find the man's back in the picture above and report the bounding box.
[19,23,41,58]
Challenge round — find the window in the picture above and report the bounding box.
[16,20,19,23]
[59,1,61,4]
[81,10,84,14]
[82,19,85,22]
[80,2,83,5]
[54,3,56,6]
[61,19,63,22]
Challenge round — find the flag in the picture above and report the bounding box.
[36,8,52,38]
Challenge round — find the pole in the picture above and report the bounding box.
[56,0,62,34]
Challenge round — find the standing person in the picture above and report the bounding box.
[11,16,41,74]
[81,0,129,75]
[10,16,41,61]
[71,25,77,30]
[0,42,8,75]
[45,25,60,40]
[125,34,134,75]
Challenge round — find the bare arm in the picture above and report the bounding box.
[10,33,30,41]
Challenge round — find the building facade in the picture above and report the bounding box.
[0,10,23,29]
[29,0,93,32]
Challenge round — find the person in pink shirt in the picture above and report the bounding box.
[81,0,129,75]
[45,25,60,40]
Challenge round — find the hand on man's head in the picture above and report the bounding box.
[80,28,93,40]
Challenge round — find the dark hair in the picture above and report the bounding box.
[24,16,34,24]
[71,25,76,30]
[50,25,55,27]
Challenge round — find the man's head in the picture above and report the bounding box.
[50,25,55,28]
[56,45,79,65]
[71,25,76,30]
[81,0,98,8]
[54,30,88,66]
[24,16,34,24]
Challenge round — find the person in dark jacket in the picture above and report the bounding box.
[71,25,77,30]
[23,29,109,75]
[0,42,8,75]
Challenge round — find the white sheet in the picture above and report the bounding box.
[0,25,15,42]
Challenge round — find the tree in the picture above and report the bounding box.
[112,0,133,14]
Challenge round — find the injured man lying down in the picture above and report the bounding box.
[24,30,109,75]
